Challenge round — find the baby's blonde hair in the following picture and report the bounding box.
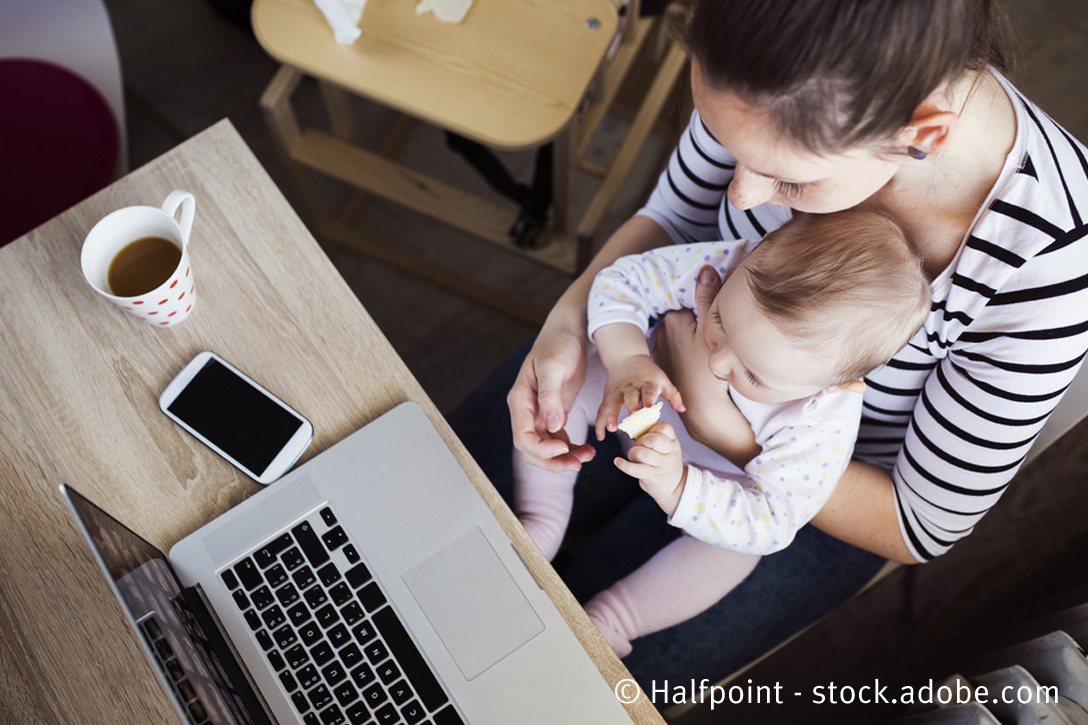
[742,209,930,384]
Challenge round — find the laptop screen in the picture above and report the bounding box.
[62,484,265,725]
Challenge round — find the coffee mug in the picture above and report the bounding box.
[81,190,197,326]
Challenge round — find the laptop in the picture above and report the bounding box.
[62,401,632,725]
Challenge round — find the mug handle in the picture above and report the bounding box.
[162,190,196,245]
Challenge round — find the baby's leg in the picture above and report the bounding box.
[584,535,761,656]
[513,352,608,560]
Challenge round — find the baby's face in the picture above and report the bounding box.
[703,271,842,404]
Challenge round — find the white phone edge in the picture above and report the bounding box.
[158,350,314,485]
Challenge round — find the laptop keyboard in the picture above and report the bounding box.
[220,506,464,725]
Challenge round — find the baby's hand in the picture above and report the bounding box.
[614,422,686,516]
[596,355,684,441]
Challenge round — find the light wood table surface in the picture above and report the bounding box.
[0,120,663,724]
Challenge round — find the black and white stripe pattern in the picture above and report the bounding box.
[635,74,1088,561]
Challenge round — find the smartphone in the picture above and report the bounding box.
[159,351,313,484]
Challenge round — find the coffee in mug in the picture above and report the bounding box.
[81,190,198,326]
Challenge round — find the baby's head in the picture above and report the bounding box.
[706,209,930,403]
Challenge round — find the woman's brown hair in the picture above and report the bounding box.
[677,0,1013,155]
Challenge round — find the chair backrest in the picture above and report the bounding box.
[0,0,128,174]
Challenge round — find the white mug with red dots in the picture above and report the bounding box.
[81,190,197,327]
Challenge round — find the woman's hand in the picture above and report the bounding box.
[655,267,761,468]
[507,319,597,472]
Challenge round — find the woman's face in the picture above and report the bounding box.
[691,62,905,214]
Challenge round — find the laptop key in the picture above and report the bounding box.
[345,700,370,725]
[261,605,286,630]
[328,623,351,649]
[362,683,387,708]
[304,586,329,610]
[316,603,340,629]
[288,602,312,627]
[342,602,365,626]
[350,662,376,689]
[231,589,250,611]
[255,533,294,568]
[244,610,262,631]
[255,629,274,652]
[266,563,289,588]
[339,642,363,668]
[388,680,411,705]
[372,607,448,712]
[268,649,287,672]
[352,621,377,646]
[308,683,334,711]
[358,583,386,612]
[345,563,371,589]
[251,585,275,610]
[286,644,310,670]
[277,582,301,607]
[377,662,400,686]
[300,621,323,647]
[293,566,317,590]
[235,558,263,590]
[342,544,361,564]
[321,660,348,687]
[318,562,342,588]
[320,507,337,526]
[292,522,330,567]
[333,679,358,707]
[220,569,240,590]
[401,700,426,725]
[363,640,389,666]
[279,669,298,693]
[282,546,306,571]
[375,703,399,724]
[432,705,464,725]
[298,663,321,689]
[319,704,346,725]
[321,526,348,551]
[312,640,336,667]
[303,714,320,725]
[273,624,298,649]
[291,691,310,715]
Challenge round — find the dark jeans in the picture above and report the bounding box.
[446,342,886,688]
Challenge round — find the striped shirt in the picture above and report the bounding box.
[636,72,1088,561]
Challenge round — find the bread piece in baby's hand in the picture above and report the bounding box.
[616,401,664,440]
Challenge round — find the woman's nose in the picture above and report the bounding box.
[728,166,776,210]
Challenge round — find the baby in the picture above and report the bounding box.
[514,209,931,655]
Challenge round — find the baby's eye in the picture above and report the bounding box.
[744,369,763,388]
[711,308,725,330]
[774,180,806,198]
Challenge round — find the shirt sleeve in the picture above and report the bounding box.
[669,390,863,555]
[587,241,748,340]
[636,109,737,246]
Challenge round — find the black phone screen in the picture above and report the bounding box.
[166,358,305,475]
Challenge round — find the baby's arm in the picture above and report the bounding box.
[593,323,684,440]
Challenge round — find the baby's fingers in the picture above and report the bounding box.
[660,379,685,413]
[614,456,653,480]
[595,394,623,441]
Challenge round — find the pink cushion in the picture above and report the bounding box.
[0,58,119,246]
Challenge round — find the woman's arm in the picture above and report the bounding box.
[508,216,675,472]
[810,462,919,564]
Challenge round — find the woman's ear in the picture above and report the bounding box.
[899,104,959,157]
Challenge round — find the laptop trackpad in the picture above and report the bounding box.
[403,527,544,680]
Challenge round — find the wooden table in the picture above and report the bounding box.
[0,120,662,724]
[253,0,687,325]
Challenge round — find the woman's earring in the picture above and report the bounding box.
[907,147,927,160]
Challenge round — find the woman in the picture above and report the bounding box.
[450,0,1088,685]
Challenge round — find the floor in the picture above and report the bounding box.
[101,1,1088,723]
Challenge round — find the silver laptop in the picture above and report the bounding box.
[62,401,631,725]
